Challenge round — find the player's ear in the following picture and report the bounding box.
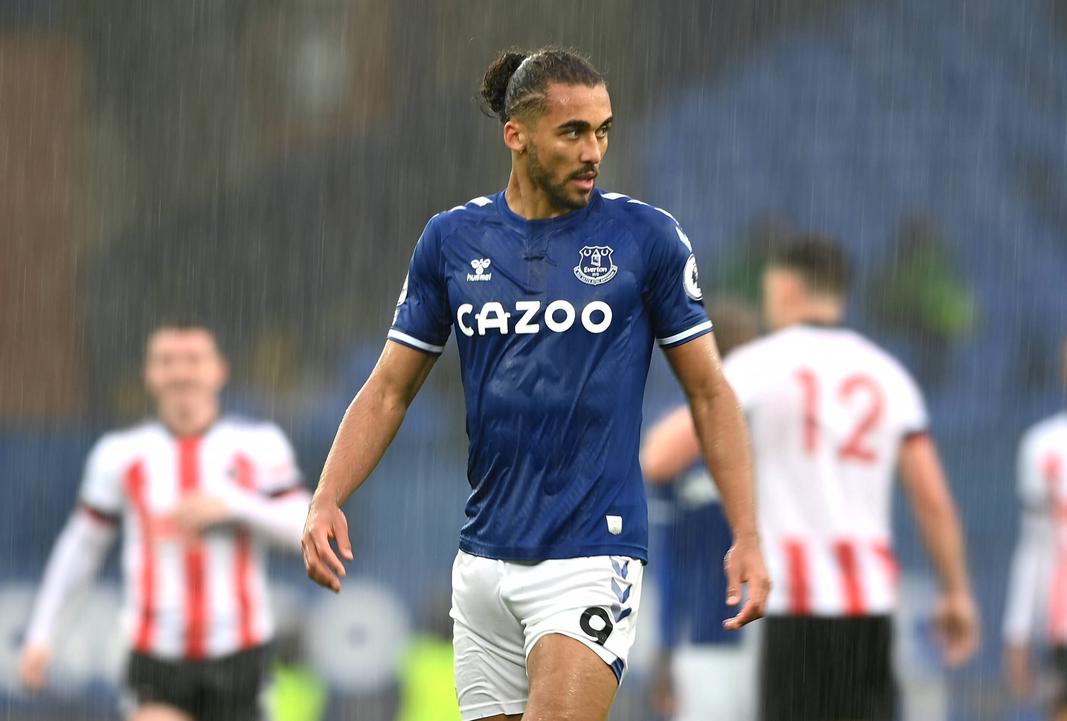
[503,118,527,154]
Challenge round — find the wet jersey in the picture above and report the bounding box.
[389,189,712,561]
[651,463,739,647]
[723,325,928,616]
[78,418,303,659]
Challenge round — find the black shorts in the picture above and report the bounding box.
[1051,646,1067,709]
[125,645,272,721]
[759,615,897,721]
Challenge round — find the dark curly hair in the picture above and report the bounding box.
[480,47,604,123]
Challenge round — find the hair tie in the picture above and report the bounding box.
[503,54,536,119]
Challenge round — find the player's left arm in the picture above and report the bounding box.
[229,487,309,551]
[173,426,309,551]
[899,433,980,666]
[663,333,770,629]
[174,487,310,551]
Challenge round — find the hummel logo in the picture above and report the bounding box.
[467,258,492,282]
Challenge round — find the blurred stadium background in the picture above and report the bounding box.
[2,0,1067,719]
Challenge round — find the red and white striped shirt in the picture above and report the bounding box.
[1003,413,1067,645]
[76,417,303,659]
[723,325,928,617]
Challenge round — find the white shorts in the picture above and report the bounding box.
[672,634,759,721]
[450,550,644,721]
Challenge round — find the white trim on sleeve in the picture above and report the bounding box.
[656,320,713,348]
[387,329,445,354]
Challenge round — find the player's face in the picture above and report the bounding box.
[524,82,612,211]
[144,328,228,412]
[762,267,802,330]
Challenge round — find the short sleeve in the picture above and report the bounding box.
[387,217,452,355]
[78,436,124,516]
[254,425,304,496]
[721,345,762,410]
[895,369,929,437]
[642,218,713,349]
[1017,430,1051,512]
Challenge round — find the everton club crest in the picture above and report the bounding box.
[574,246,618,285]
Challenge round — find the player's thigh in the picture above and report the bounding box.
[452,552,529,719]
[452,616,528,718]
[514,555,644,679]
[523,633,617,721]
[129,704,194,721]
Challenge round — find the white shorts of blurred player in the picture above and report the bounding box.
[671,627,759,721]
[450,550,644,721]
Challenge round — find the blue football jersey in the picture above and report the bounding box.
[650,465,740,647]
[389,189,712,561]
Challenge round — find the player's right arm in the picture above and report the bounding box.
[20,438,122,691]
[304,216,451,593]
[303,342,437,591]
[1002,428,1052,698]
[898,433,980,666]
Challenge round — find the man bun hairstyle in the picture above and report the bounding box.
[767,234,853,296]
[480,47,604,123]
[481,50,527,120]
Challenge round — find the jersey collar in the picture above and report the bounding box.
[495,188,600,233]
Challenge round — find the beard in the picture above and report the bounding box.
[527,144,593,211]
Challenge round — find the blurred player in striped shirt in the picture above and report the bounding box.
[18,323,309,721]
[641,236,979,721]
[1004,338,1067,720]
[741,236,978,721]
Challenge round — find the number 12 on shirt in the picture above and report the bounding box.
[795,369,885,463]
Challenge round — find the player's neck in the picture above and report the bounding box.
[504,172,573,221]
[157,402,221,439]
[778,300,843,329]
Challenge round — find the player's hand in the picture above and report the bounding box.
[933,590,979,667]
[172,492,232,535]
[1004,642,1033,699]
[302,497,353,593]
[18,644,51,692]
[723,533,771,630]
